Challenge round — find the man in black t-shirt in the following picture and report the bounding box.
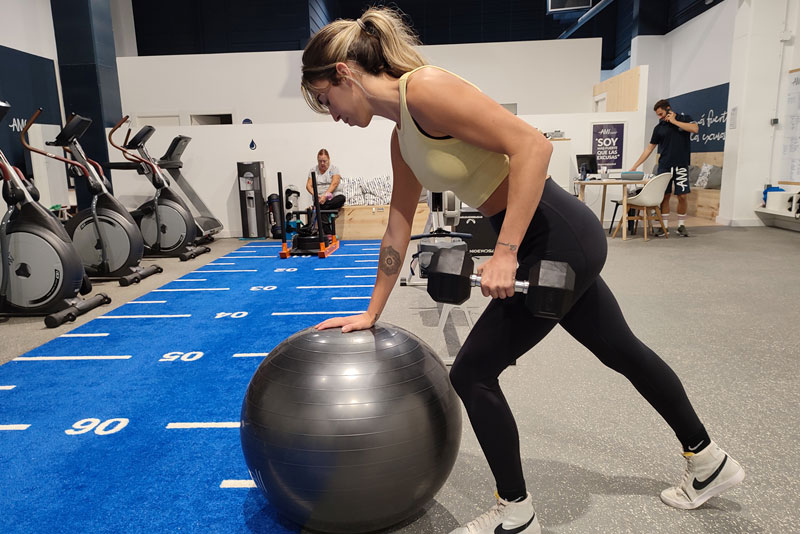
[630,99,699,237]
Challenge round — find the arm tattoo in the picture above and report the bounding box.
[497,241,518,252]
[379,245,402,276]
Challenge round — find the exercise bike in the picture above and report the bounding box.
[107,117,210,261]
[0,101,110,327]
[21,109,162,286]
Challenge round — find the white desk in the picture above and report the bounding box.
[577,178,649,240]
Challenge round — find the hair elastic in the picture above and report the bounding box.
[356,18,376,36]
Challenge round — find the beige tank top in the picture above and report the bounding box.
[395,66,509,208]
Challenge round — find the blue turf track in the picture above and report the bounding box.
[0,241,381,533]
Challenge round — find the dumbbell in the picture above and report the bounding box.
[426,246,575,320]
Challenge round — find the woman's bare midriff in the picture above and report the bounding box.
[477,176,509,217]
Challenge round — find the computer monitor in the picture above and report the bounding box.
[575,154,598,175]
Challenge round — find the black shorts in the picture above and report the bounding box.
[659,166,691,195]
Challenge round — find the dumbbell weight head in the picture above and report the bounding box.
[526,260,575,320]
[426,246,475,305]
[427,248,576,320]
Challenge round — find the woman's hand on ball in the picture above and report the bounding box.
[316,312,376,332]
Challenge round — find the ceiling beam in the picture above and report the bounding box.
[557,0,616,39]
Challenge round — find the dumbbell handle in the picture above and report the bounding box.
[469,274,529,294]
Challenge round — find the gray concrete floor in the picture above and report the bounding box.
[2,226,799,533]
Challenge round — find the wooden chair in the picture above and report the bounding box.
[611,172,672,241]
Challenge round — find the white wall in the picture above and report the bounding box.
[420,39,601,114]
[720,0,799,226]
[106,119,397,238]
[108,102,649,238]
[630,0,737,153]
[630,35,670,141]
[0,0,62,120]
[534,110,648,219]
[664,0,737,98]
[772,1,800,185]
[0,0,58,60]
[116,38,602,125]
[630,0,737,102]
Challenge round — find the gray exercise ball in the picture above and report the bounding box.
[240,322,462,533]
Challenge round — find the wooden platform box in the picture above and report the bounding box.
[337,204,430,240]
[686,189,720,220]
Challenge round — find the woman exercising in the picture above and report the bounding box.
[307,148,346,211]
[306,8,744,534]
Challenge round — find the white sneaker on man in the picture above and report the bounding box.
[660,441,745,509]
[449,492,540,534]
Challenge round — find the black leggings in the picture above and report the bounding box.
[449,179,705,498]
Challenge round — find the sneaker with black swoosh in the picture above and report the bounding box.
[660,440,745,509]
[449,492,540,534]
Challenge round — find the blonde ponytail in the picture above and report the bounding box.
[301,7,426,113]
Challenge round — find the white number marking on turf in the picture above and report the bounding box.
[249,286,277,291]
[220,480,256,488]
[160,351,204,362]
[273,268,297,272]
[166,422,240,429]
[215,312,248,319]
[65,418,129,435]
[13,355,132,361]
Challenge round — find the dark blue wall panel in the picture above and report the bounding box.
[129,1,726,74]
[133,0,310,55]
[0,45,61,172]
[668,83,729,153]
[51,0,123,208]
[309,0,333,35]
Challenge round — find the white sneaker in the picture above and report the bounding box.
[449,492,540,534]
[660,440,745,509]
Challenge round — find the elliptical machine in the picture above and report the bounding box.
[21,109,162,286]
[107,117,210,261]
[0,101,110,327]
[158,134,223,243]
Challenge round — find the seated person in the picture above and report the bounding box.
[307,148,346,234]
